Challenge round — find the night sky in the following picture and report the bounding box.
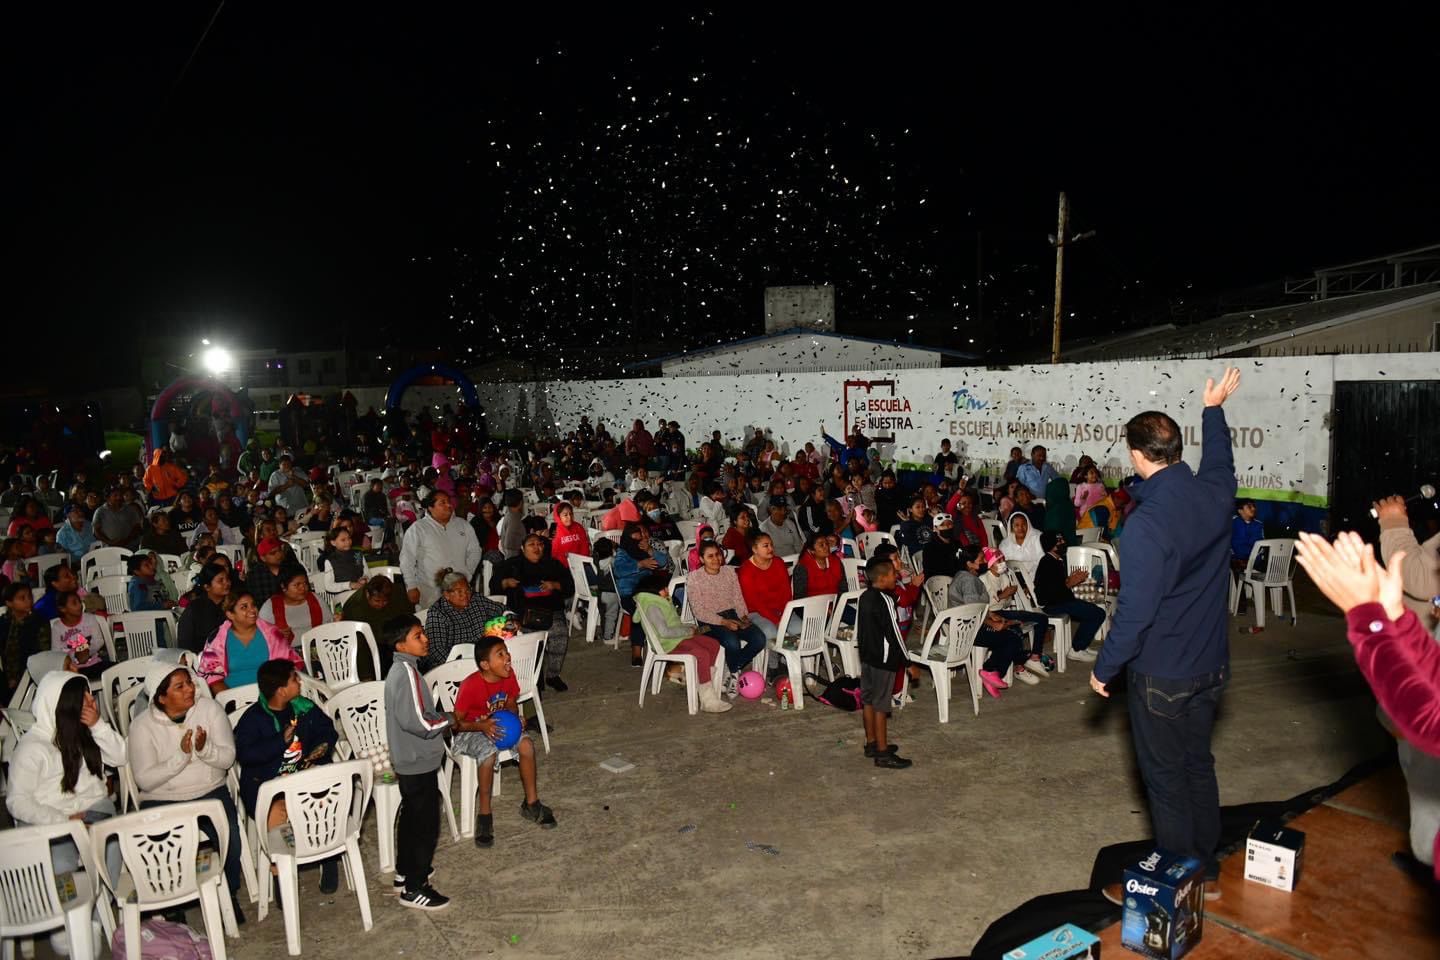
[10,7,1438,387]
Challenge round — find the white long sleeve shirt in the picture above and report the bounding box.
[399,512,483,607]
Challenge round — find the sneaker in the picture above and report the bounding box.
[545,675,568,693]
[1024,658,1049,678]
[863,741,899,758]
[1101,882,1123,906]
[392,868,435,891]
[520,800,558,828]
[49,930,71,957]
[1014,668,1040,685]
[892,691,914,707]
[398,884,450,911]
[873,753,913,769]
[1203,881,1222,902]
[1068,647,1097,662]
[475,813,495,848]
[723,674,738,698]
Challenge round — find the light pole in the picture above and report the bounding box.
[1048,192,1095,364]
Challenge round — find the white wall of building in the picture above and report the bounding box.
[660,332,946,377]
[472,353,1440,508]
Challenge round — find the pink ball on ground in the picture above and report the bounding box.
[737,671,766,700]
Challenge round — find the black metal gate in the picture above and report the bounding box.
[1330,380,1440,537]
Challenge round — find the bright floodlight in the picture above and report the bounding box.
[203,347,232,373]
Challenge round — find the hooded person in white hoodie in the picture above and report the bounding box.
[7,671,126,828]
[6,669,127,948]
[128,660,245,922]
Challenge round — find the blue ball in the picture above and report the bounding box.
[491,710,523,751]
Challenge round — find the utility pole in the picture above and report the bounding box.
[1049,192,1069,364]
[1048,192,1095,364]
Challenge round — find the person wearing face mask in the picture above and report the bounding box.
[641,496,682,543]
[979,547,1053,675]
[492,533,574,692]
[129,661,245,922]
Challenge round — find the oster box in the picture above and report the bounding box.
[1119,849,1204,959]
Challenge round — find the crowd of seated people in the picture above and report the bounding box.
[0,412,1179,940]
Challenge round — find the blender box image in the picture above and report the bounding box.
[1244,819,1305,892]
[1120,849,1204,959]
[1005,923,1101,959]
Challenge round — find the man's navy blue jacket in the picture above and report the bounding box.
[1094,406,1236,683]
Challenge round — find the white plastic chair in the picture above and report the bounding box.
[982,518,1006,548]
[567,554,601,644]
[107,610,175,660]
[674,519,702,545]
[255,760,374,956]
[825,591,863,677]
[839,557,866,593]
[766,595,836,710]
[366,564,403,583]
[155,553,184,575]
[502,632,551,755]
[855,531,895,559]
[1077,527,1103,544]
[98,658,154,728]
[906,603,988,721]
[324,682,458,875]
[917,573,953,637]
[1232,538,1298,629]
[214,683,259,718]
[94,575,131,615]
[29,552,68,586]
[1066,545,1115,598]
[636,607,724,716]
[91,799,239,960]
[300,621,380,693]
[81,547,132,586]
[0,821,102,960]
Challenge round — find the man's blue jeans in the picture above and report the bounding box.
[1127,667,1227,873]
[1043,598,1105,651]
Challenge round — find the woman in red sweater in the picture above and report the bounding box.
[737,533,793,645]
[792,533,844,599]
[1296,530,1440,880]
[549,502,591,572]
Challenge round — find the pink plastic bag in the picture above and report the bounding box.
[111,918,213,960]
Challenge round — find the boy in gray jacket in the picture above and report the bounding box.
[383,614,452,910]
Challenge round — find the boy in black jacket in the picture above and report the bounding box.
[857,557,913,769]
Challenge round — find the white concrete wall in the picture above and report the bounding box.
[660,333,944,377]
[471,354,1440,507]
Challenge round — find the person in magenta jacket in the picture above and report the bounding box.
[1296,529,1440,880]
[197,588,304,693]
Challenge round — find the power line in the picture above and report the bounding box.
[157,0,226,120]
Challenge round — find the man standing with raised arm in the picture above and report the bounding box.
[1091,368,1241,903]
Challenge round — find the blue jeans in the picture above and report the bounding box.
[1001,609,1051,654]
[1043,598,1106,651]
[1127,668,1226,872]
[704,623,766,672]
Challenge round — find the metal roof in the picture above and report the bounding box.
[1061,284,1440,362]
[623,328,980,371]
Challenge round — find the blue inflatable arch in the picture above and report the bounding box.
[385,363,480,413]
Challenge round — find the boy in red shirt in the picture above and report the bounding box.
[452,636,557,847]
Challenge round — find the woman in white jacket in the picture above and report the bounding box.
[129,660,245,922]
[6,670,126,887]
